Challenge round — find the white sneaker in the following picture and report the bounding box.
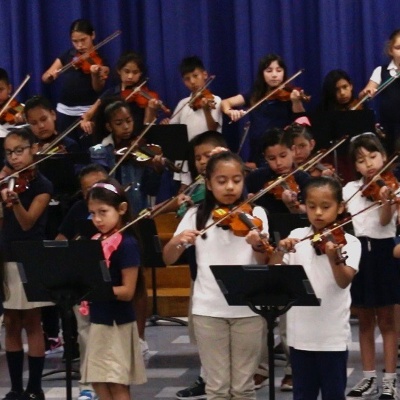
[78,390,99,400]
[139,338,150,364]
[379,378,397,399]
[346,377,379,398]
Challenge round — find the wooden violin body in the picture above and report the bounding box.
[72,50,108,79]
[190,89,216,111]
[267,85,311,102]
[0,99,24,125]
[362,171,400,202]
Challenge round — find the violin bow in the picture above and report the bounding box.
[169,75,216,120]
[229,69,304,124]
[109,118,157,175]
[344,152,399,205]
[56,30,121,76]
[0,74,31,118]
[351,69,400,111]
[124,79,148,102]
[36,117,82,155]
[237,121,251,155]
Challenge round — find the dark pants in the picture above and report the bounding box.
[290,347,348,400]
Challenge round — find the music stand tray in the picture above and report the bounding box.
[11,240,114,400]
[210,264,319,400]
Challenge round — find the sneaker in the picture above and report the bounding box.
[2,391,23,400]
[77,390,99,400]
[44,337,63,355]
[139,338,150,364]
[176,377,206,399]
[346,377,379,398]
[21,391,45,400]
[254,374,268,390]
[280,374,293,392]
[379,378,397,399]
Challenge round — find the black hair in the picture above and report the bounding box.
[116,51,146,78]
[87,178,134,229]
[250,54,287,105]
[5,126,37,146]
[24,95,54,117]
[320,69,354,111]
[0,68,10,85]
[262,127,293,152]
[303,176,343,204]
[348,133,386,169]
[179,56,205,76]
[285,122,314,142]
[78,163,108,182]
[93,97,133,143]
[196,151,245,235]
[70,19,94,36]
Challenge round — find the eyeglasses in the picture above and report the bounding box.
[349,132,376,143]
[5,145,31,157]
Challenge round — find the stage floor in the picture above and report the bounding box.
[0,319,395,400]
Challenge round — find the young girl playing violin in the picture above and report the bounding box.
[360,29,400,153]
[80,178,147,400]
[0,127,53,400]
[81,51,163,136]
[163,150,267,400]
[285,118,335,178]
[42,19,109,150]
[270,176,361,400]
[221,54,306,168]
[343,133,400,399]
[0,68,25,139]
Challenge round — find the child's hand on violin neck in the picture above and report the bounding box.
[281,189,299,206]
[177,193,192,207]
[175,229,199,249]
[1,187,18,207]
[225,108,246,122]
[245,230,268,247]
[324,241,344,260]
[276,237,299,253]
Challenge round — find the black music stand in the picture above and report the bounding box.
[136,218,188,326]
[210,264,320,400]
[11,240,114,400]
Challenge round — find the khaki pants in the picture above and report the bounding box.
[193,315,263,400]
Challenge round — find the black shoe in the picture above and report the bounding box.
[2,391,23,400]
[21,392,45,400]
[176,377,206,399]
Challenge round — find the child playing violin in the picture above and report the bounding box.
[163,150,266,400]
[42,19,110,150]
[270,176,361,400]
[343,133,400,400]
[160,56,223,189]
[285,118,335,177]
[81,51,163,137]
[221,54,306,168]
[0,127,53,400]
[246,127,310,215]
[360,29,400,153]
[0,68,25,139]
[81,178,147,400]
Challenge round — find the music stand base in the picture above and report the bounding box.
[148,314,188,326]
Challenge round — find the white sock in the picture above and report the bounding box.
[384,372,397,381]
[363,370,377,379]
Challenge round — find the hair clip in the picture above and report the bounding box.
[92,182,119,195]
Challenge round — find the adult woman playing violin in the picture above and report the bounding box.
[81,51,165,137]
[221,54,306,168]
[42,19,110,150]
[163,150,267,400]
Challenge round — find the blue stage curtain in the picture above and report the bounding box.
[1,0,400,147]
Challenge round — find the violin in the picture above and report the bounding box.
[310,224,348,264]
[267,174,300,207]
[176,183,206,217]
[72,50,109,79]
[189,89,216,111]
[361,171,400,202]
[267,85,311,102]
[0,99,24,125]
[121,86,171,114]
[0,168,37,207]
